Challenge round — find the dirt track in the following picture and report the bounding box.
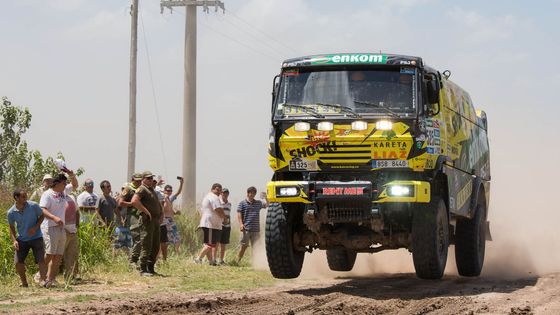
[24,272,559,315]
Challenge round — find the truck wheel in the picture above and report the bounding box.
[265,203,304,279]
[412,197,449,279]
[326,249,357,272]
[455,195,486,277]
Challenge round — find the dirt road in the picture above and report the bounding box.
[19,272,559,315]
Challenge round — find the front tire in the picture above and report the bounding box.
[265,203,305,279]
[326,249,357,272]
[412,197,449,279]
[455,194,486,277]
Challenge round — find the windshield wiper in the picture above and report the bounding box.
[353,99,400,118]
[279,103,324,118]
[314,103,361,118]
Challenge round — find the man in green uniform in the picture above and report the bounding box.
[131,171,163,276]
[117,173,143,268]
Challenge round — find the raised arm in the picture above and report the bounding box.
[173,177,184,198]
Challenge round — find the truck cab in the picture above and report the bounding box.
[265,53,491,279]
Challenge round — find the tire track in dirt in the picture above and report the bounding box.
[22,273,560,315]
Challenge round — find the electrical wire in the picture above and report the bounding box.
[214,13,287,58]
[226,9,300,55]
[171,9,279,62]
[139,11,169,180]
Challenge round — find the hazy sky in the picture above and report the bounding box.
[2,0,560,259]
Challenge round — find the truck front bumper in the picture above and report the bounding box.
[266,180,431,204]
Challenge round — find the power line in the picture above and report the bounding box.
[226,9,300,55]
[214,13,287,58]
[139,11,169,180]
[172,9,279,61]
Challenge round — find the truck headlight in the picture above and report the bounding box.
[376,120,392,130]
[317,121,334,131]
[278,187,299,197]
[351,121,368,131]
[294,122,310,132]
[388,185,413,197]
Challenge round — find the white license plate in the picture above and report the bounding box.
[372,160,409,168]
[289,159,318,171]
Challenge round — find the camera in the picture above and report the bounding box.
[177,176,183,180]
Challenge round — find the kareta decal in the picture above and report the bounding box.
[310,54,387,65]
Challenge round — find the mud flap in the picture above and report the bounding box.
[485,221,492,241]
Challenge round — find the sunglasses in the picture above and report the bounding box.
[165,189,172,192]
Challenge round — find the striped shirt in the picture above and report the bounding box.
[237,199,264,232]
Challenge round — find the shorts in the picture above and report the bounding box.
[113,226,132,249]
[163,217,181,244]
[14,237,45,264]
[240,230,260,247]
[160,225,169,243]
[201,227,221,247]
[219,226,231,244]
[43,226,67,255]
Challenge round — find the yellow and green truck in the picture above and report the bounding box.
[265,53,491,279]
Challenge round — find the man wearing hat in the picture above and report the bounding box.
[30,174,53,202]
[117,173,143,267]
[131,171,163,276]
[77,179,99,223]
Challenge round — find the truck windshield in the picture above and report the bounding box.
[274,68,417,119]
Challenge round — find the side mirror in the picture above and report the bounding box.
[426,80,440,105]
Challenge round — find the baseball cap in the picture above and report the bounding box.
[142,171,154,178]
[222,188,230,193]
[132,173,143,180]
[42,174,53,181]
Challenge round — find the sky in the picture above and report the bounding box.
[1,0,560,269]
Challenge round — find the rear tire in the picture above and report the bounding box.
[455,194,486,277]
[412,197,449,279]
[326,249,357,272]
[265,203,305,279]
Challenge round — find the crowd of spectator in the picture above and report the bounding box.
[7,167,268,287]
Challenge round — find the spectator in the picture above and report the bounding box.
[62,186,79,281]
[117,173,143,268]
[7,188,47,287]
[30,174,53,202]
[216,188,231,266]
[237,186,268,263]
[194,183,224,265]
[159,177,184,261]
[40,171,78,288]
[77,179,98,223]
[97,180,117,227]
[131,171,163,276]
[113,183,132,256]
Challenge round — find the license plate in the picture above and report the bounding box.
[372,160,409,168]
[289,159,318,171]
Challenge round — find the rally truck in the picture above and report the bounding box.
[265,53,491,280]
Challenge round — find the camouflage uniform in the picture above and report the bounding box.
[121,182,141,266]
[135,181,162,274]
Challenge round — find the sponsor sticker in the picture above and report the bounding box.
[289,159,318,171]
[400,67,416,74]
[322,187,365,196]
[372,160,409,168]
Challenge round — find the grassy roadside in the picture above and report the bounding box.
[0,254,277,313]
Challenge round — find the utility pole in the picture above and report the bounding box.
[160,0,225,207]
[127,0,139,181]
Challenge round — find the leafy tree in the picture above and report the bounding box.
[0,97,83,190]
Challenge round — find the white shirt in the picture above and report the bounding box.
[40,189,67,228]
[77,191,98,208]
[199,192,223,230]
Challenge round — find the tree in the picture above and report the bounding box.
[0,96,83,190]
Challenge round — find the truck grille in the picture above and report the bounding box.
[318,144,371,163]
[322,201,371,223]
